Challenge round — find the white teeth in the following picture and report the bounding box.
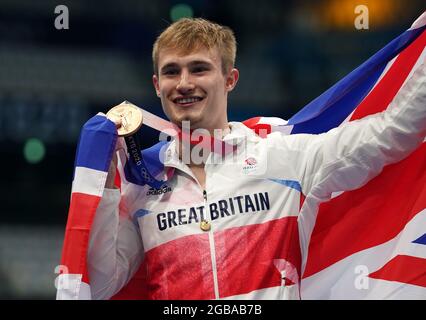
[176,97,202,104]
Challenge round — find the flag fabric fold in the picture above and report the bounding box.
[57,114,117,299]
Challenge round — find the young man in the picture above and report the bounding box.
[88,18,425,299]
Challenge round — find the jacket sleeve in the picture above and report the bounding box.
[87,187,143,300]
[294,60,426,200]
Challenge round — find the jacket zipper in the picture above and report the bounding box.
[203,188,220,300]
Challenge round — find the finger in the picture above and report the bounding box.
[112,118,122,129]
[115,136,125,151]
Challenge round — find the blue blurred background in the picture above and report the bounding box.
[0,0,424,299]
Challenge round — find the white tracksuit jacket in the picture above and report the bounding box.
[88,63,425,300]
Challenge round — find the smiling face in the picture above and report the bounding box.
[153,46,239,132]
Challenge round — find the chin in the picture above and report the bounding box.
[171,112,203,128]
[177,118,203,129]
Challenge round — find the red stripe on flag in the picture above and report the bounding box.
[215,217,301,298]
[114,164,121,190]
[351,30,426,120]
[60,192,101,283]
[243,117,271,138]
[369,254,426,287]
[242,117,262,128]
[303,144,426,278]
[141,233,215,299]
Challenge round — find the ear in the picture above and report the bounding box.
[225,68,239,92]
[152,74,161,97]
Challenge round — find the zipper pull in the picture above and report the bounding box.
[203,190,207,201]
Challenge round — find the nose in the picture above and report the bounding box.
[176,70,195,94]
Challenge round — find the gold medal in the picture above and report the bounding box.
[106,101,143,137]
[200,220,211,231]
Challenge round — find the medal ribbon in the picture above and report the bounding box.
[116,102,236,189]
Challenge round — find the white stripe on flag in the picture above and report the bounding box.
[258,117,294,135]
[409,11,426,30]
[72,166,108,197]
[341,38,425,127]
[56,274,92,300]
[341,53,399,126]
[404,46,426,86]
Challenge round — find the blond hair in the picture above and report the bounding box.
[152,18,237,75]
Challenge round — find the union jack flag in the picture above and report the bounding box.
[247,12,426,299]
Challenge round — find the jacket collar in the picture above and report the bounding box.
[162,121,258,172]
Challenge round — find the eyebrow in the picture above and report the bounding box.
[160,60,213,73]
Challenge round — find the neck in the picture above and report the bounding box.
[176,123,231,167]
